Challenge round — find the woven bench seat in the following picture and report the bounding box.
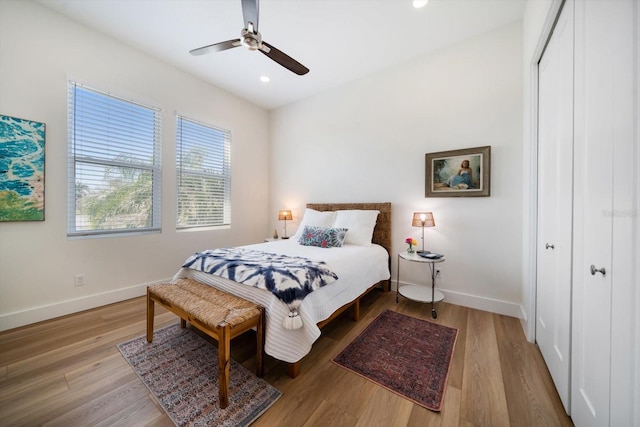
[146,278,265,409]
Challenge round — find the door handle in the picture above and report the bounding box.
[545,243,555,250]
[590,265,606,276]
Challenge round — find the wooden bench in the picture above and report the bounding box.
[146,278,265,409]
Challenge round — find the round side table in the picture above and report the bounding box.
[396,251,445,319]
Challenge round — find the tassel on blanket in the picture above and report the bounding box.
[283,310,303,330]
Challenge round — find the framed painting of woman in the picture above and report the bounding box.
[425,146,490,197]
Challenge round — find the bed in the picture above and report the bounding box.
[172,202,392,377]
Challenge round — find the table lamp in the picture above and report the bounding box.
[412,212,435,253]
[278,209,293,239]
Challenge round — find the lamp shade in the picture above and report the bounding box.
[412,212,435,227]
[278,210,293,221]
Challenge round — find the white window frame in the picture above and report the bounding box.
[67,81,162,237]
[176,115,231,229]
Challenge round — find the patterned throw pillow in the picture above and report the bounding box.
[298,226,348,248]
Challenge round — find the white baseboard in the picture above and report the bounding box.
[395,280,524,319]
[3,279,525,332]
[518,305,535,342]
[0,278,171,332]
[442,289,523,318]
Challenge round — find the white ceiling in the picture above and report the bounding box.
[37,0,526,110]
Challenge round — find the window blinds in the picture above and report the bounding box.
[176,116,231,228]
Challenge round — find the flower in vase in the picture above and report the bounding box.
[405,237,417,253]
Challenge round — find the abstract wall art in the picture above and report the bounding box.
[0,115,46,221]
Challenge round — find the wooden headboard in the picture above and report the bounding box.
[305,202,392,255]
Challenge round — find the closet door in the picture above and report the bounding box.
[535,0,573,413]
[571,1,635,425]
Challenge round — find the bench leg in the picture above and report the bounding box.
[146,289,154,343]
[180,318,186,328]
[218,323,230,409]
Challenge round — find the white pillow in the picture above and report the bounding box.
[291,209,336,239]
[333,210,379,246]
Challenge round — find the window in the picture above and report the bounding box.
[67,82,162,236]
[176,116,231,228]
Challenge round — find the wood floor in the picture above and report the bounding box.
[0,289,573,426]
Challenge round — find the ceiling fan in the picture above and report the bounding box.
[189,0,309,76]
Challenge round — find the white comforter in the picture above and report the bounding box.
[173,239,390,363]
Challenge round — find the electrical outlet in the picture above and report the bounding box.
[74,274,85,286]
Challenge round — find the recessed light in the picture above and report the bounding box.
[260,76,270,83]
[413,0,429,8]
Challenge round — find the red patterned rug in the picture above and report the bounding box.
[117,323,281,426]
[333,310,458,411]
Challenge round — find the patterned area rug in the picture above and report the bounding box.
[117,323,281,426]
[333,310,458,411]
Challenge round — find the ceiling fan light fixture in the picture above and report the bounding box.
[240,28,262,50]
[413,0,429,8]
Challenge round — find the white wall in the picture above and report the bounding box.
[0,0,270,331]
[269,23,524,317]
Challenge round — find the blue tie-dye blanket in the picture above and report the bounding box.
[182,248,338,329]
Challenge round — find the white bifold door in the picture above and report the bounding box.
[536,0,573,414]
[537,0,637,426]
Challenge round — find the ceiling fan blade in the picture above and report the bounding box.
[259,41,309,75]
[190,39,241,56]
[242,0,259,32]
